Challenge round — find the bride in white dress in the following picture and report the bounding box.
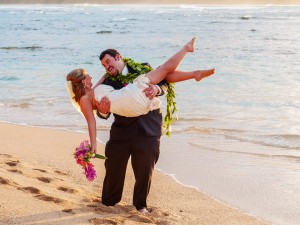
[66,38,214,152]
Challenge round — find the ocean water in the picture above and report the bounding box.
[0,4,299,225]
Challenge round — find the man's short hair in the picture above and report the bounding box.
[99,49,120,61]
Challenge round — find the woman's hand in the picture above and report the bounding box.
[92,145,97,155]
[143,84,159,100]
[96,96,111,114]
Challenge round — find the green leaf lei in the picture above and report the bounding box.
[105,57,177,136]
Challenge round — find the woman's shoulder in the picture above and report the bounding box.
[79,94,91,106]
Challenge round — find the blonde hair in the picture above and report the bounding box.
[66,68,86,102]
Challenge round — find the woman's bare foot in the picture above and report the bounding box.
[185,37,196,53]
[138,207,149,214]
[195,69,215,81]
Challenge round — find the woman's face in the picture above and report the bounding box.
[83,72,93,89]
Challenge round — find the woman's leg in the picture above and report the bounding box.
[145,37,195,84]
[164,69,215,83]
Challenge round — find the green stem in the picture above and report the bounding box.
[94,154,108,159]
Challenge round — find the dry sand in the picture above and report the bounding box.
[0,122,270,225]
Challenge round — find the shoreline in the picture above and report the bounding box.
[0,120,222,192]
[0,122,270,224]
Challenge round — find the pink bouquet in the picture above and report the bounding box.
[74,140,107,181]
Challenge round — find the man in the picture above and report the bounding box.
[96,49,167,214]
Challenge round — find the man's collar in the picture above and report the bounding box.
[122,66,128,75]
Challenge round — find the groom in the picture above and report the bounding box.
[96,49,168,214]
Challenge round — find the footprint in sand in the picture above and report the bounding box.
[37,177,52,183]
[94,204,134,214]
[5,160,20,167]
[94,206,119,214]
[127,211,155,224]
[35,194,64,204]
[114,204,136,214]
[8,169,23,174]
[33,168,47,173]
[0,176,11,185]
[19,186,41,194]
[148,208,170,217]
[54,170,68,176]
[0,176,19,187]
[89,217,125,225]
[0,153,12,158]
[87,204,98,208]
[81,197,101,204]
[57,186,77,194]
[62,209,75,214]
[18,187,66,205]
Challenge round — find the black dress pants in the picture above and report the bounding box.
[101,134,160,210]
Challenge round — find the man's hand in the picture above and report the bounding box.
[96,96,111,114]
[143,84,159,100]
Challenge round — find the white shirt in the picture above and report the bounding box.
[98,63,162,117]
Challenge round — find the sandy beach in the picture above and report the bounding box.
[0,122,270,225]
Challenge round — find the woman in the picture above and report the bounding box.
[66,38,214,152]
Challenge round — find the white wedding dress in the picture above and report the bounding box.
[93,75,161,117]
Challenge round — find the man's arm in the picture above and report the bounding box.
[92,74,106,90]
[96,111,111,120]
[156,79,168,96]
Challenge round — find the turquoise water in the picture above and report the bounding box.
[0,4,300,225]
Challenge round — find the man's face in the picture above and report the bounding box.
[101,54,121,76]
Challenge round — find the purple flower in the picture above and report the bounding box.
[74,140,92,162]
[74,140,107,182]
[79,140,89,150]
[84,164,97,181]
